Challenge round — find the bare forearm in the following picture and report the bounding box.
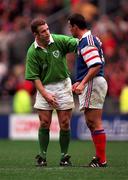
[34,79,47,97]
[81,65,101,85]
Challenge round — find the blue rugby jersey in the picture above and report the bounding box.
[76,31,105,82]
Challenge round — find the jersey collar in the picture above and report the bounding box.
[34,35,54,49]
[79,30,91,41]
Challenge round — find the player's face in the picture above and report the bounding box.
[36,24,50,44]
[68,21,78,38]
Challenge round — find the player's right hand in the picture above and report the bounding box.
[72,82,80,92]
[44,92,59,108]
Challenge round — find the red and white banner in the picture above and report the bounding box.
[9,113,60,140]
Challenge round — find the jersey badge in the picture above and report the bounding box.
[52,50,60,58]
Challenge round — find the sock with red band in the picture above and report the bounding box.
[91,129,107,164]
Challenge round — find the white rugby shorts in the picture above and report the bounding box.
[34,77,74,110]
[79,76,108,111]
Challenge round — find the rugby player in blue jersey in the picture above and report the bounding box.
[68,13,108,167]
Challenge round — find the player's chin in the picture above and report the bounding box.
[45,36,50,42]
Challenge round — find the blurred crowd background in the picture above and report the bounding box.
[0,0,128,114]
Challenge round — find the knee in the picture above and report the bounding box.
[60,120,70,130]
[40,120,50,129]
[86,119,95,131]
[86,118,103,132]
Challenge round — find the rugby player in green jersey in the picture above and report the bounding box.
[25,17,77,167]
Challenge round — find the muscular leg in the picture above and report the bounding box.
[57,109,72,157]
[84,108,107,164]
[37,109,52,159]
[84,108,103,131]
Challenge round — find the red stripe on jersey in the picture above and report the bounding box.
[85,55,100,63]
[82,48,98,56]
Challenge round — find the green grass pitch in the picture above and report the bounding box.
[0,140,128,180]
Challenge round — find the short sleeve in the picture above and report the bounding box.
[80,46,102,68]
[25,50,40,81]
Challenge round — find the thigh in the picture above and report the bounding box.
[56,78,74,110]
[79,77,108,111]
[37,109,53,128]
[57,109,72,130]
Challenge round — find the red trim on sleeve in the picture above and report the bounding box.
[82,48,98,56]
[85,55,100,63]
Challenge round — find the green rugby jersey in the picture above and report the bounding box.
[25,34,77,85]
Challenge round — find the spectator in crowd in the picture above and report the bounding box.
[13,89,32,113]
[8,16,33,68]
[119,78,128,114]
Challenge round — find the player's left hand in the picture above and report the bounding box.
[75,83,85,95]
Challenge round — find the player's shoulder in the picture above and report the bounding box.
[52,33,65,40]
[79,36,88,49]
[51,33,76,42]
[52,33,70,38]
[93,36,102,46]
[28,42,35,50]
[80,33,102,49]
[27,42,36,56]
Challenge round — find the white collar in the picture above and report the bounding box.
[34,35,54,49]
[79,30,91,41]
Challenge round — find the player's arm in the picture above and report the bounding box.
[67,36,78,53]
[75,65,101,94]
[60,35,78,53]
[75,46,102,95]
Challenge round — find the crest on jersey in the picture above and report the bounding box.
[52,50,60,58]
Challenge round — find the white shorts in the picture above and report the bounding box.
[79,76,108,111]
[34,77,74,110]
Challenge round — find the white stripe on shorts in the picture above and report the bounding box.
[79,76,108,111]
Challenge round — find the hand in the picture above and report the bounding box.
[74,83,85,95]
[72,82,80,92]
[44,92,59,108]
